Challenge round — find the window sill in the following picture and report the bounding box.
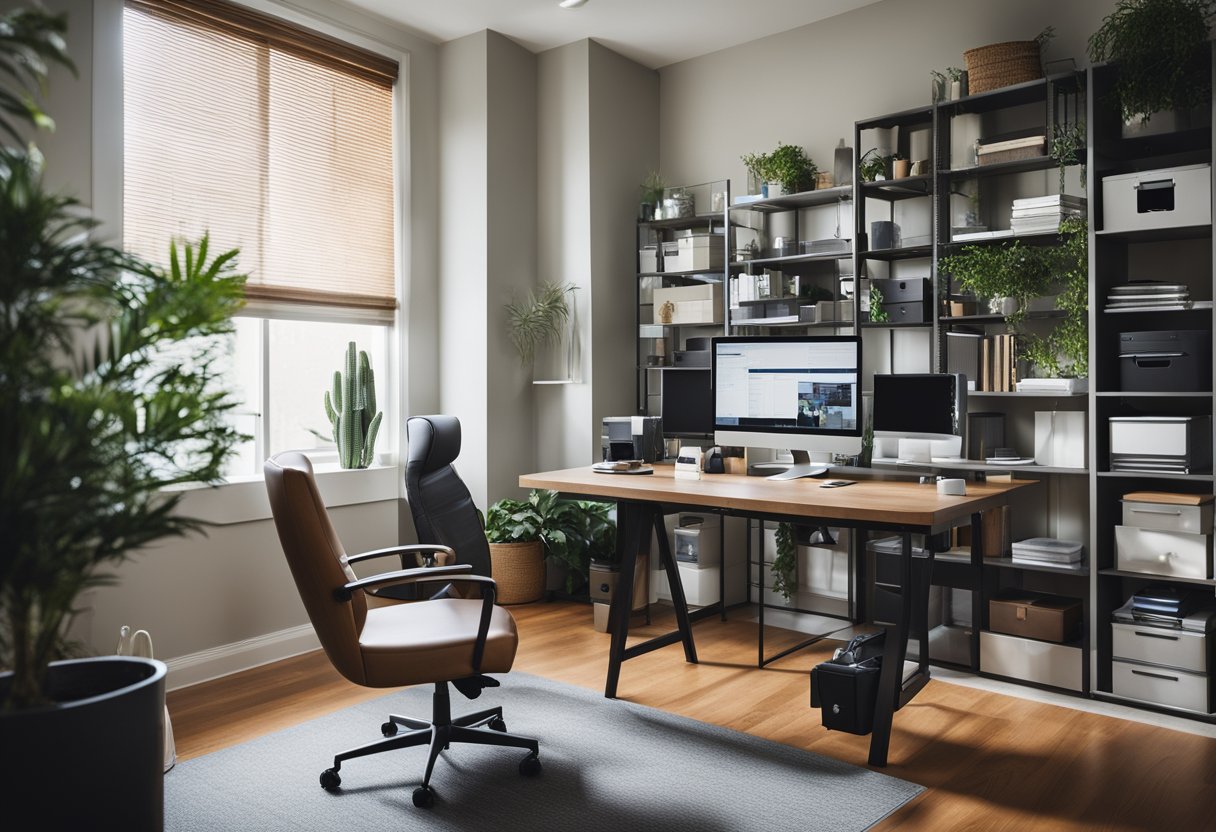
[165,463,400,526]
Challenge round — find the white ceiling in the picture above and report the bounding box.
[342,0,885,69]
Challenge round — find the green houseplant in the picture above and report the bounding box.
[639,169,665,218]
[859,148,892,183]
[506,281,575,366]
[742,142,818,196]
[484,490,612,594]
[0,7,247,825]
[1088,0,1216,125]
[770,522,797,601]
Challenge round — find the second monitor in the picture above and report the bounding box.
[871,372,967,463]
[712,335,863,480]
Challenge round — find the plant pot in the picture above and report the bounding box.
[764,182,786,198]
[0,656,167,831]
[892,159,911,179]
[488,541,545,604]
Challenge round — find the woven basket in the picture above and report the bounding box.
[488,541,545,605]
[964,41,1042,94]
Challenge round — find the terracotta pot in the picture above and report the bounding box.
[892,159,911,179]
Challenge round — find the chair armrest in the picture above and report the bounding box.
[342,544,456,568]
[334,563,472,601]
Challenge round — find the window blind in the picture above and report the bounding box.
[123,0,398,313]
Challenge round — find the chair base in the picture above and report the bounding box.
[318,680,540,807]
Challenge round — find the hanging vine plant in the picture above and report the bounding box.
[771,522,798,601]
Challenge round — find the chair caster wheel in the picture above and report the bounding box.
[412,785,435,808]
[488,717,507,732]
[381,721,398,737]
[320,768,341,791]
[518,754,542,777]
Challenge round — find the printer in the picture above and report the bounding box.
[602,416,663,463]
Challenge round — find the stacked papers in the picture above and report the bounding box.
[1015,377,1088,394]
[1010,195,1086,235]
[1105,280,1194,312]
[1012,537,1084,566]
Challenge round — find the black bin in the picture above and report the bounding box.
[810,631,885,735]
[1119,330,1210,392]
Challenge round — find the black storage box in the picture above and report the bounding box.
[810,631,885,735]
[873,278,931,324]
[1118,330,1211,392]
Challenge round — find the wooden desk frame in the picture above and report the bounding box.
[519,468,1029,767]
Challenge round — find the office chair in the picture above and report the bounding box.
[403,415,492,579]
[264,452,541,809]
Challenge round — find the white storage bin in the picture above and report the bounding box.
[1109,416,1212,474]
[1112,622,1208,673]
[1115,524,1213,579]
[676,234,724,271]
[1112,659,1210,712]
[639,246,658,273]
[980,630,1083,692]
[1102,163,1211,233]
[661,240,682,272]
[1122,499,1213,535]
[672,513,721,568]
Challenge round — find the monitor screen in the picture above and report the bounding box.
[661,369,713,436]
[713,336,862,439]
[872,373,964,437]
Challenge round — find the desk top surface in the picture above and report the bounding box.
[519,466,1034,530]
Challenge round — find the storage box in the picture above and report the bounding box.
[653,283,724,325]
[988,590,1082,644]
[1102,163,1212,234]
[667,234,724,272]
[1115,525,1213,579]
[873,278,931,323]
[1118,330,1211,392]
[660,240,681,272]
[1122,492,1214,535]
[1033,411,1086,468]
[816,300,837,322]
[639,246,658,273]
[1112,659,1210,712]
[1112,622,1208,674]
[1109,416,1213,474]
[980,630,1083,691]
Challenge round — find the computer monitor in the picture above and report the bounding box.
[712,335,863,480]
[871,373,967,462]
[661,369,714,437]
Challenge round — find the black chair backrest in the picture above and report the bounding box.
[405,415,492,577]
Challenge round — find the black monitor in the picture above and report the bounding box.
[661,369,713,436]
[871,373,967,462]
[712,335,863,479]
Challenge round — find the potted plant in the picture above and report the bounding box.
[891,153,911,179]
[859,148,892,183]
[505,281,576,366]
[742,142,818,197]
[1088,0,1216,133]
[947,66,968,99]
[639,170,665,220]
[320,341,383,469]
[0,8,247,828]
[484,489,610,597]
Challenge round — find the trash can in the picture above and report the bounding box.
[810,630,885,735]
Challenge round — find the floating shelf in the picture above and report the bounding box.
[859,244,932,261]
[640,213,723,231]
[942,154,1070,180]
[729,185,852,212]
[1099,568,1216,588]
[968,391,1087,399]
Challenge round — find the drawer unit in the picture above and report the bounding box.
[1112,659,1210,712]
[1109,416,1212,475]
[1115,525,1213,580]
[1118,330,1211,393]
[1102,163,1212,233]
[880,300,931,324]
[1121,498,1214,535]
[1112,623,1208,673]
[980,630,1083,692]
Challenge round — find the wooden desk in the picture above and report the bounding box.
[519,466,1034,766]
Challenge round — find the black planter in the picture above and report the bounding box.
[0,656,167,831]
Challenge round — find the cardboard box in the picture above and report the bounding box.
[989,590,1082,644]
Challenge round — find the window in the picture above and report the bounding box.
[122,0,399,476]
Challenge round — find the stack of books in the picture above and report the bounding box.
[1105,280,1194,313]
[945,331,1019,392]
[1010,194,1086,235]
[1011,538,1084,568]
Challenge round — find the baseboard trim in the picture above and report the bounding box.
[165,625,320,691]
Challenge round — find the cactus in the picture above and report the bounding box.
[323,341,383,469]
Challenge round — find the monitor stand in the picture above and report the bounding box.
[766,450,830,481]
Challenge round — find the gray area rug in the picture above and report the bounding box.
[165,672,922,831]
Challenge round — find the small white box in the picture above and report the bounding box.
[1122,499,1214,535]
[980,630,1082,692]
[639,246,658,273]
[1034,411,1086,468]
[676,234,724,271]
[1115,525,1213,579]
[815,300,836,321]
[1102,163,1211,233]
[661,240,682,272]
[1112,623,1208,674]
[1112,659,1210,712]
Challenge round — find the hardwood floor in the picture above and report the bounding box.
[167,602,1216,830]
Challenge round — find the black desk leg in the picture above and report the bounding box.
[604,502,644,699]
[654,509,698,664]
[868,531,915,768]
